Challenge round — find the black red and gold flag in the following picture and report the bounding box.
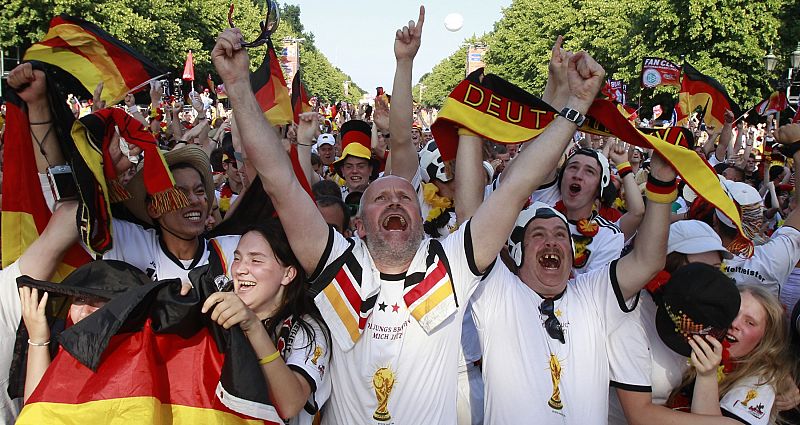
[676,63,741,130]
[16,264,283,425]
[431,70,752,256]
[23,15,165,103]
[250,39,293,126]
[291,71,312,124]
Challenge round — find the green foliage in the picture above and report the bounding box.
[0,0,362,102]
[422,0,795,110]
[413,36,487,108]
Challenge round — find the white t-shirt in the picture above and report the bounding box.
[315,223,482,425]
[0,262,23,423]
[723,225,800,295]
[283,316,331,425]
[471,260,636,424]
[720,375,776,425]
[568,213,624,275]
[101,219,240,286]
[607,291,688,425]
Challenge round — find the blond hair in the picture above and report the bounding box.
[668,285,794,423]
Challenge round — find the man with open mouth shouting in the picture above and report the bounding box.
[212,7,612,422]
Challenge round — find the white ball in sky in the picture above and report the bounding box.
[444,13,464,32]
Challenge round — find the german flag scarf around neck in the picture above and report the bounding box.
[309,236,458,351]
[71,107,189,255]
[23,15,165,105]
[431,69,752,257]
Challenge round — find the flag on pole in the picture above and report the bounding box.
[182,50,194,81]
[652,104,663,120]
[676,62,740,130]
[291,72,312,124]
[754,91,788,116]
[640,57,681,89]
[250,40,293,126]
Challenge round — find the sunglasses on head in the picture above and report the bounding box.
[539,298,565,344]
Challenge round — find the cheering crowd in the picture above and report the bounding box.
[1,5,800,425]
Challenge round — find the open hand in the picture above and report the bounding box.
[689,335,723,378]
[373,95,390,132]
[19,287,50,343]
[394,6,425,61]
[92,82,106,111]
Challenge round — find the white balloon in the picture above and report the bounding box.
[444,13,464,32]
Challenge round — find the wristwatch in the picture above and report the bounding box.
[559,108,586,127]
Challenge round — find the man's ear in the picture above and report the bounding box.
[146,201,163,221]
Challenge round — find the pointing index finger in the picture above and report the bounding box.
[417,5,425,31]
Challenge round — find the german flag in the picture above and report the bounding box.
[676,63,741,130]
[291,71,312,124]
[23,15,165,104]
[251,39,293,126]
[16,263,283,425]
[1,93,91,280]
[431,70,752,257]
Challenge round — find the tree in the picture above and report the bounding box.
[413,36,488,108]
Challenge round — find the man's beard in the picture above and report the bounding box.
[364,221,424,271]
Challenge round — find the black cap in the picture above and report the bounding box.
[17,260,152,301]
[655,263,740,356]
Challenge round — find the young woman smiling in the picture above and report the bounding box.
[203,220,331,424]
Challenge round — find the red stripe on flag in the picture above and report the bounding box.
[404,261,447,304]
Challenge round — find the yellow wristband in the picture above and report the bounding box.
[645,188,678,204]
[458,127,478,137]
[258,351,281,365]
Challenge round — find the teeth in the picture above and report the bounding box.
[184,211,201,222]
[399,217,406,225]
[726,335,737,342]
[239,281,256,288]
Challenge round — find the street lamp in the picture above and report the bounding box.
[763,48,777,72]
[791,42,800,70]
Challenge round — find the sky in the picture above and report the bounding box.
[286,0,512,95]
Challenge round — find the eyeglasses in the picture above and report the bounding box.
[539,298,565,344]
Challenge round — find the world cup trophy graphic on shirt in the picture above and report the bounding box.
[372,367,396,421]
[548,354,564,410]
[742,389,758,407]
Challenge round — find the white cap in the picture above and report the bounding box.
[715,180,762,229]
[316,133,336,147]
[668,220,733,259]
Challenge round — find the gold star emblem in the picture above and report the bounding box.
[555,309,563,317]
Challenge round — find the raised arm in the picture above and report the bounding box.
[713,110,734,162]
[615,154,676,299]
[608,141,645,240]
[387,6,425,182]
[469,50,605,272]
[212,29,329,274]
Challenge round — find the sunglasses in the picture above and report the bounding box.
[539,298,565,344]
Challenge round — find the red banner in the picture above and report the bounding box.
[641,57,681,88]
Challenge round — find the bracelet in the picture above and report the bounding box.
[645,175,678,204]
[616,161,632,179]
[258,351,281,365]
[28,338,50,347]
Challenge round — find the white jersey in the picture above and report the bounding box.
[607,291,688,425]
[0,262,23,423]
[314,223,483,425]
[568,212,624,275]
[471,260,637,424]
[101,219,240,286]
[283,316,331,425]
[720,375,776,425]
[484,177,561,208]
[723,225,800,295]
